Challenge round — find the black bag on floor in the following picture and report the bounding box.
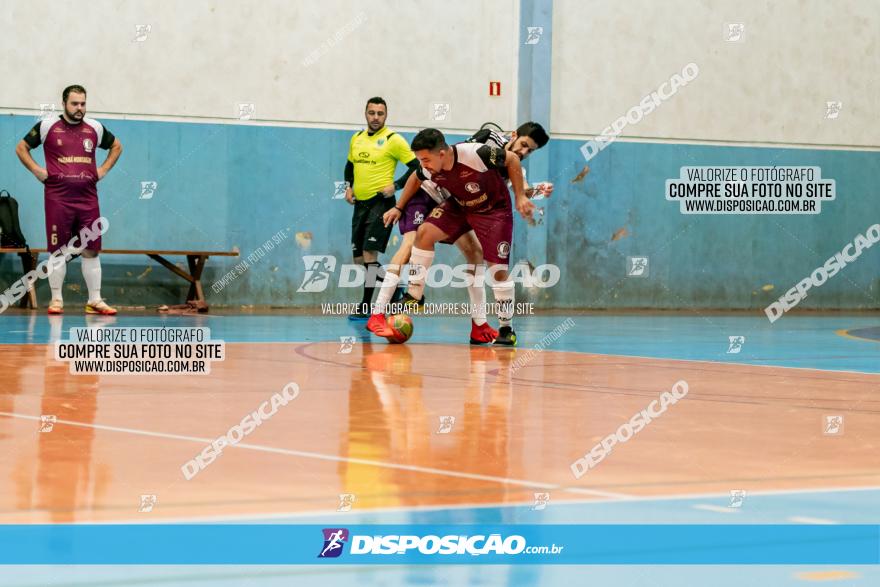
[0,190,28,249]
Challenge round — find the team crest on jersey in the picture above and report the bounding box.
[497,241,510,259]
[465,182,480,193]
[82,138,94,153]
[377,138,385,146]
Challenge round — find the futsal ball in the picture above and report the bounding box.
[385,313,414,344]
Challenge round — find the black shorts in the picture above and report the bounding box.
[351,195,395,257]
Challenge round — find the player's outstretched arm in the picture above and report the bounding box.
[384,172,422,227]
[525,181,554,199]
[389,159,420,195]
[382,136,419,197]
[505,151,534,221]
[504,150,525,200]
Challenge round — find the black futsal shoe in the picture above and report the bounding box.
[401,292,425,310]
[494,326,517,346]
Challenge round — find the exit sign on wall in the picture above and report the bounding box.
[489,81,501,96]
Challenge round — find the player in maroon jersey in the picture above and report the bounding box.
[389,128,534,346]
[371,122,551,344]
[15,85,123,315]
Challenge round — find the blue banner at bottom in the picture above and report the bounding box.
[0,525,877,565]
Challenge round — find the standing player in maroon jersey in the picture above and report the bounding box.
[391,128,533,346]
[15,85,122,315]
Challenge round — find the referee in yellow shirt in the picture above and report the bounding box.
[344,97,419,320]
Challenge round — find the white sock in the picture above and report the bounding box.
[467,266,488,326]
[407,246,435,300]
[82,256,102,304]
[48,259,66,301]
[373,272,400,315]
[492,281,515,327]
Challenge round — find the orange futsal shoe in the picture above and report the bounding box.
[469,320,498,345]
[85,299,117,315]
[47,299,64,315]
[366,313,392,337]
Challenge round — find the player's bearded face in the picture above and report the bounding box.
[416,149,446,174]
[64,93,86,121]
[365,105,386,131]
[508,136,539,161]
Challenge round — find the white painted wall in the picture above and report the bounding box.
[8,0,872,146]
[1,0,519,131]
[551,0,879,147]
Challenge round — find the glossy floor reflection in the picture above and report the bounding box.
[0,311,877,585]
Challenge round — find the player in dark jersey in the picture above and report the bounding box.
[467,122,553,199]
[15,85,123,315]
[373,123,550,344]
[389,128,533,346]
[467,122,550,183]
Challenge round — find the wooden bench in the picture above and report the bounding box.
[0,248,238,309]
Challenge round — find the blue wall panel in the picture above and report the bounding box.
[1,114,876,309]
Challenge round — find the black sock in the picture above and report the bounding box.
[361,262,384,311]
[360,287,374,311]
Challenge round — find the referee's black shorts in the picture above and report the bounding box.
[351,194,395,258]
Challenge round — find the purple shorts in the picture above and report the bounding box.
[424,197,513,264]
[44,194,102,253]
[399,189,438,235]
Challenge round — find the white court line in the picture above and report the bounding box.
[0,411,629,500]
[4,411,878,524]
[788,516,838,525]
[83,488,879,525]
[570,484,880,505]
[507,346,880,377]
[8,331,880,375]
[79,497,613,526]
